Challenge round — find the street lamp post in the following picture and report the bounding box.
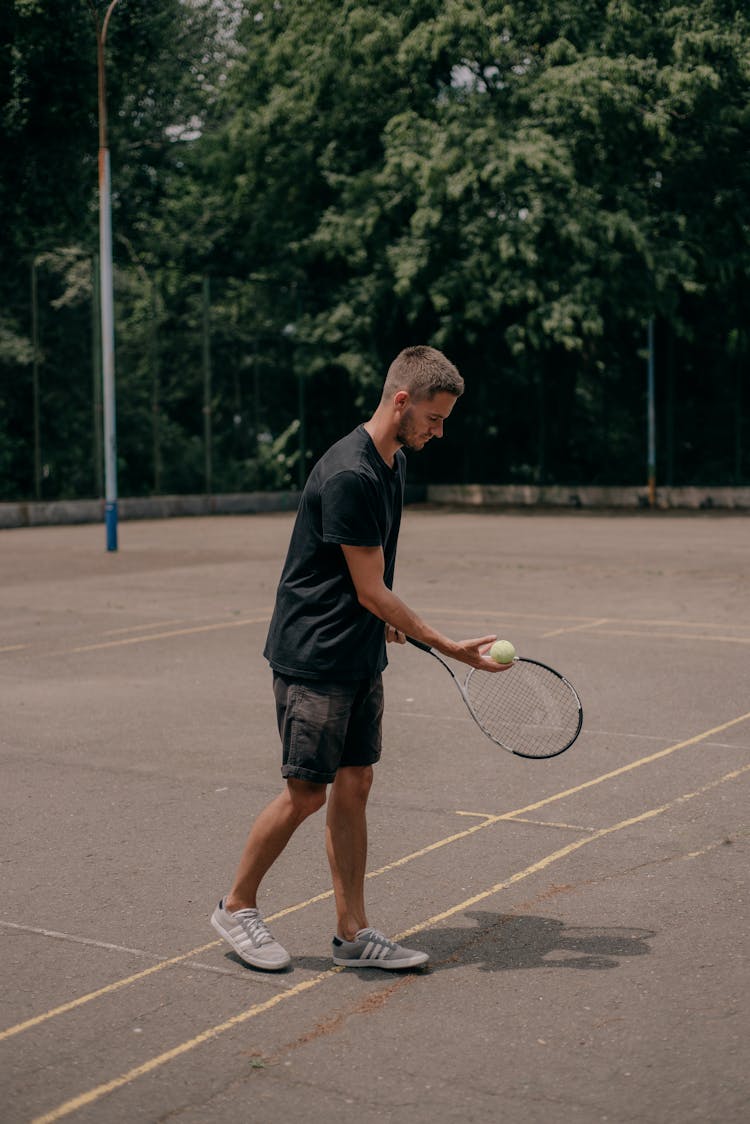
[95,0,120,551]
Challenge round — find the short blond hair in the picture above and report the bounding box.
[382,345,464,401]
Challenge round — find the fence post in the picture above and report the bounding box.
[30,258,42,500]
[202,276,212,496]
[647,318,656,507]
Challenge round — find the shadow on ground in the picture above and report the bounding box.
[426,911,655,972]
[231,912,656,976]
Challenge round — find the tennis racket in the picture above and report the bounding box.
[407,638,582,760]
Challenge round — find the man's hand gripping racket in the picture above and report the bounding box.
[407,636,583,760]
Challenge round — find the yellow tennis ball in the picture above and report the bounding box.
[490,639,516,664]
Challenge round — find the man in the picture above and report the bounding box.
[212,345,508,971]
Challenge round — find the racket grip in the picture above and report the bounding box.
[406,636,433,652]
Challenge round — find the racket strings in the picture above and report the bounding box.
[465,661,581,758]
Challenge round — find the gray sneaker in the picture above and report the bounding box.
[211,899,291,971]
[332,927,429,970]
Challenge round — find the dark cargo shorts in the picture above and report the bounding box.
[273,672,384,785]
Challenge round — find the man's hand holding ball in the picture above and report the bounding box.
[489,639,516,666]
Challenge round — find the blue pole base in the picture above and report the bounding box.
[105,501,118,552]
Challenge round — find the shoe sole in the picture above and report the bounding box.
[332,954,429,970]
[211,914,291,971]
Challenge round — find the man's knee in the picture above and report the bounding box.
[285,778,327,820]
[334,765,374,804]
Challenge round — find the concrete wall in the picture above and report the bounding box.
[426,484,750,511]
[1,483,748,530]
[0,491,301,530]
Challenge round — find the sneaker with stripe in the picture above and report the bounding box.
[332,927,429,970]
[211,899,291,971]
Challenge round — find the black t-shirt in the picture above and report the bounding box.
[263,425,406,680]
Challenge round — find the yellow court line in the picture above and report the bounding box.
[498,708,750,820]
[4,706,750,1045]
[396,760,750,941]
[31,761,750,1124]
[594,628,750,646]
[102,620,187,636]
[419,608,750,647]
[374,707,750,859]
[420,607,750,633]
[30,969,340,1124]
[0,943,220,1043]
[0,822,500,1044]
[421,608,610,629]
[509,817,598,832]
[685,830,749,859]
[9,608,749,661]
[542,618,610,639]
[0,829,499,1044]
[456,812,595,832]
[67,616,271,654]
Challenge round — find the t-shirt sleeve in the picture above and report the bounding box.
[321,470,382,547]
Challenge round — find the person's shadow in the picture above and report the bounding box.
[287,912,654,975]
[425,912,654,972]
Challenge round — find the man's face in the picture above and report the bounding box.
[395,391,457,451]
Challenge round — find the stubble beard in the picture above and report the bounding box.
[395,410,428,453]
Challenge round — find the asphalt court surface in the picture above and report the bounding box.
[1,510,749,1123]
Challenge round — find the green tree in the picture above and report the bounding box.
[199,0,748,484]
[0,0,230,498]
[1,0,748,499]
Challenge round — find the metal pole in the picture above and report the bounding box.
[97,1,120,550]
[297,369,306,490]
[291,287,306,490]
[647,318,656,508]
[91,254,103,496]
[734,358,743,484]
[282,319,305,489]
[151,280,161,493]
[202,276,212,495]
[31,258,42,500]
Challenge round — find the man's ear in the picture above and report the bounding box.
[393,390,409,411]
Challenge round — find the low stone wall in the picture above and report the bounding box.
[2,483,748,530]
[426,484,750,510]
[0,491,301,529]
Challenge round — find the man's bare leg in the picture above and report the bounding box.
[325,765,373,940]
[225,778,327,912]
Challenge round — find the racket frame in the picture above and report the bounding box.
[406,637,583,759]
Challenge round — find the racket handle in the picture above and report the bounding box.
[406,636,433,652]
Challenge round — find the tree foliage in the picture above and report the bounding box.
[1,0,748,499]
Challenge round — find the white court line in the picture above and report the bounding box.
[0,922,175,960]
[0,921,258,983]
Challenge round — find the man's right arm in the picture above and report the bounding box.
[341,544,507,672]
